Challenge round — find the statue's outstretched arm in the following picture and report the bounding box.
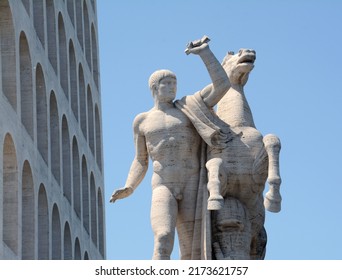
[186,36,230,108]
[110,115,149,203]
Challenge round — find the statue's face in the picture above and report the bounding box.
[223,49,256,86]
[155,76,177,102]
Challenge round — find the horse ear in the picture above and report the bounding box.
[222,51,234,66]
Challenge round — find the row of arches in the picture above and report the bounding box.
[25,0,99,89]
[0,6,102,171]
[2,133,105,259]
[1,0,105,259]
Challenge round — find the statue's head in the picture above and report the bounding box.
[148,69,177,95]
[221,49,256,86]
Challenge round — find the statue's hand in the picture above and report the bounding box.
[185,35,210,55]
[109,187,133,203]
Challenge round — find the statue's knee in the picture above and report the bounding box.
[206,157,223,171]
[153,231,174,259]
[263,134,281,152]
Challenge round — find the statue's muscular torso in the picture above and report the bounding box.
[136,104,201,191]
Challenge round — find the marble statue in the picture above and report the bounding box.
[110,37,282,260]
[209,49,282,259]
[110,36,231,260]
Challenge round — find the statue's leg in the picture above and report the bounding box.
[263,134,282,213]
[177,185,198,260]
[150,186,177,260]
[206,157,225,210]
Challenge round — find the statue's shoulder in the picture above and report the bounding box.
[132,111,151,133]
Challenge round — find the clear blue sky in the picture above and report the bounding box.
[97,0,342,260]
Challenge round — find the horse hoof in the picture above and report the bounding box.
[264,196,281,213]
[208,196,224,210]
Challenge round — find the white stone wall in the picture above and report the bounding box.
[0,0,105,260]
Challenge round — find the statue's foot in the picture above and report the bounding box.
[208,195,224,210]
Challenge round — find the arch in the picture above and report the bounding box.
[64,222,72,260]
[52,204,61,259]
[58,13,68,98]
[0,1,17,110]
[76,0,83,50]
[21,0,30,15]
[82,156,89,233]
[90,0,95,12]
[97,188,104,257]
[38,184,49,259]
[90,173,97,245]
[72,137,81,217]
[62,115,71,202]
[74,237,81,260]
[91,24,99,88]
[20,32,34,139]
[69,41,78,120]
[33,0,45,47]
[95,105,102,171]
[83,1,91,68]
[2,133,18,254]
[36,64,48,163]
[67,0,75,26]
[79,64,86,137]
[47,0,57,73]
[22,161,35,259]
[87,85,94,154]
[84,251,89,260]
[50,91,60,183]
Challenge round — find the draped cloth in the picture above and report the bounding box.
[175,92,232,150]
[175,92,232,259]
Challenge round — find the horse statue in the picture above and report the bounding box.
[206,49,282,259]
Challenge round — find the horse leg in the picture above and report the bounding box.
[263,134,282,213]
[206,157,226,210]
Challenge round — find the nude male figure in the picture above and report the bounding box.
[110,37,230,260]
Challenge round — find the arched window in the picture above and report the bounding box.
[20,32,34,139]
[87,86,94,153]
[95,105,102,171]
[69,41,78,120]
[36,64,48,163]
[74,238,81,260]
[67,0,75,26]
[72,137,81,217]
[64,222,72,260]
[0,1,17,110]
[47,0,57,72]
[83,1,91,68]
[21,0,30,15]
[52,204,61,259]
[38,184,49,259]
[76,0,83,50]
[22,161,34,259]
[2,133,18,254]
[79,64,86,137]
[90,173,97,245]
[98,188,104,256]
[91,24,99,88]
[62,116,71,202]
[58,13,68,98]
[50,91,60,183]
[82,156,89,233]
[33,0,45,47]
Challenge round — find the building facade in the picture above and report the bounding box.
[0,0,105,259]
